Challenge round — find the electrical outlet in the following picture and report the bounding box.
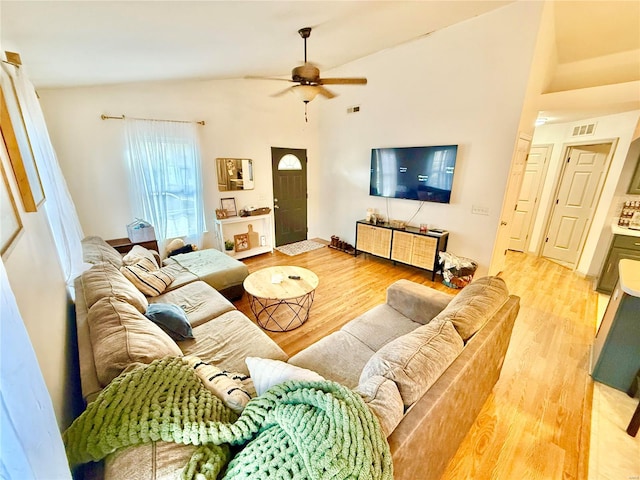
[472,205,490,216]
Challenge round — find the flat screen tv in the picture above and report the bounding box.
[370,145,458,203]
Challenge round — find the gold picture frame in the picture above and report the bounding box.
[234,233,249,252]
[0,73,45,212]
[0,158,22,257]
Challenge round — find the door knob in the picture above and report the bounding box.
[274,198,279,203]
[274,205,280,209]
[501,221,508,226]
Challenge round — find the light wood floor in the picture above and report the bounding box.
[234,244,597,479]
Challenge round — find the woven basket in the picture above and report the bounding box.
[246,207,271,216]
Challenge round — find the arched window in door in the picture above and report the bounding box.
[278,154,303,171]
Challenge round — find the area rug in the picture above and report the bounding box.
[275,240,326,256]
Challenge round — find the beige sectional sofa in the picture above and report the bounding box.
[73,236,520,480]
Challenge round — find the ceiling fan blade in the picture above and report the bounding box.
[318,77,368,85]
[316,86,337,99]
[270,86,295,97]
[245,75,293,83]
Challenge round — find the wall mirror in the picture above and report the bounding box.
[216,158,254,191]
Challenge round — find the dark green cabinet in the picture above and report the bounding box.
[627,139,640,194]
[630,160,640,194]
[591,281,640,392]
[597,235,640,294]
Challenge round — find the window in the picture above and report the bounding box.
[125,119,205,245]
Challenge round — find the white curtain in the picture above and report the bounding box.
[0,259,72,479]
[8,67,86,290]
[124,118,205,248]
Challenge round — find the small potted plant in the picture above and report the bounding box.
[224,240,234,252]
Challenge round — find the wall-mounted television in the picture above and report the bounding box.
[370,145,458,203]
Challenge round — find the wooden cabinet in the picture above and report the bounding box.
[596,234,640,294]
[106,237,159,254]
[391,230,437,270]
[213,213,273,260]
[355,220,448,280]
[356,223,392,258]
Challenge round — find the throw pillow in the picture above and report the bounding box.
[182,355,254,413]
[355,375,404,438]
[123,245,159,268]
[145,303,194,341]
[245,357,324,396]
[433,276,509,341]
[359,320,464,407]
[121,257,175,296]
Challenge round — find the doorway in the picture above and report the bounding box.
[271,147,308,247]
[541,141,615,268]
[509,144,553,252]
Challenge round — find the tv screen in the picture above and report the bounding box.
[370,145,458,203]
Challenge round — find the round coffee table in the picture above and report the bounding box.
[243,266,319,332]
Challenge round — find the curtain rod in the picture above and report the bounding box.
[100,114,205,126]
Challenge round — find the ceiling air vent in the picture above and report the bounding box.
[572,122,596,137]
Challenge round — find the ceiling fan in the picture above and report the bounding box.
[249,27,367,104]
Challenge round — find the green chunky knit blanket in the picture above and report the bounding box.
[63,357,393,480]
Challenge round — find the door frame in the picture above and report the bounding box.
[536,138,618,268]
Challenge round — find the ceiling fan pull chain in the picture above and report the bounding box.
[304,101,308,122]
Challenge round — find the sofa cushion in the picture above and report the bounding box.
[246,357,324,396]
[80,262,148,313]
[144,303,194,341]
[150,281,235,328]
[355,375,404,438]
[359,320,464,406]
[386,279,454,325]
[288,331,376,389]
[433,276,509,341]
[87,296,182,387]
[121,258,175,297]
[180,310,288,375]
[81,236,123,267]
[341,304,422,351]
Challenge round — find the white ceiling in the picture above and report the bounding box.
[2,1,639,124]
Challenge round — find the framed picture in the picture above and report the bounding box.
[234,233,249,252]
[215,208,228,220]
[0,74,45,212]
[221,197,237,217]
[0,159,22,257]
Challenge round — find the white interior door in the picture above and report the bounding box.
[542,143,612,266]
[509,145,552,252]
[489,134,531,275]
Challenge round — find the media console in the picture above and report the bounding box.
[355,220,449,280]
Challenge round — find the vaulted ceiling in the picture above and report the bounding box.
[2,1,639,124]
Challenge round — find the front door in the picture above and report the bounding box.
[542,143,613,266]
[271,147,307,246]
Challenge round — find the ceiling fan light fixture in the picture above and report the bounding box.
[293,85,319,103]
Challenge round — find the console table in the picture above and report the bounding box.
[355,220,449,280]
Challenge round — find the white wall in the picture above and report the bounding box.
[530,110,640,276]
[39,79,318,248]
[39,2,544,276]
[315,1,544,275]
[0,132,77,429]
